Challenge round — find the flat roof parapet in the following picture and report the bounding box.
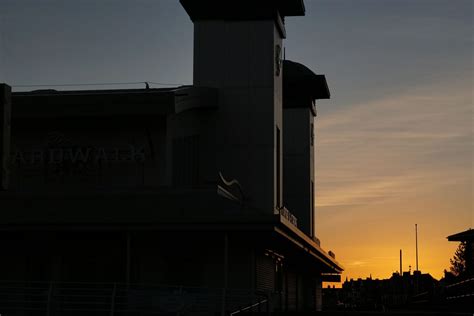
[12,86,218,118]
[180,0,305,21]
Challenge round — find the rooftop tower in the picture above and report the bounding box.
[181,0,306,213]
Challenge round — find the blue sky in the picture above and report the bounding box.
[1,0,472,280]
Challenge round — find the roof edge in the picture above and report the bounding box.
[277,214,344,273]
[447,228,474,241]
[180,0,305,22]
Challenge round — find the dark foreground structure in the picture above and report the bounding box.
[324,272,439,311]
[0,0,343,315]
[447,229,474,277]
[444,229,474,311]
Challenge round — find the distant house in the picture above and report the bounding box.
[323,271,439,311]
[0,0,342,314]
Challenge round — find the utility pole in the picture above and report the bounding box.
[415,224,419,271]
[399,249,402,275]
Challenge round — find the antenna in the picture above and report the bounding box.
[399,249,402,275]
[415,224,419,271]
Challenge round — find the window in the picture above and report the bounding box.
[276,126,281,208]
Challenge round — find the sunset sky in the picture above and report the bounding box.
[1,0,472,282]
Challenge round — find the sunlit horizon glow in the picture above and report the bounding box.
[316,78,472,283]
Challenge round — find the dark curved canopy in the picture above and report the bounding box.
[283,60,330,109]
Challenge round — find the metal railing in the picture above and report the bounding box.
[229,298,268,315]
[0,281,271,315]
[445,277,474,301]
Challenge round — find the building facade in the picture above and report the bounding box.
[0,1,342,314]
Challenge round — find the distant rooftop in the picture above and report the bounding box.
[447,228,474,242]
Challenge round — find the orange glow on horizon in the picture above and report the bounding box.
[315,79,473,286]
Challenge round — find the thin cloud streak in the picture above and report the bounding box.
[316,79,472,208]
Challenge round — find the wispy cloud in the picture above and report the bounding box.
[316,79,472,208]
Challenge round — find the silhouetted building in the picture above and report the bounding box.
[323,271,439,311]
[0,0,343,314]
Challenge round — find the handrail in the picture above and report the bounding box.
[0,281,272,315]
[229,298,268,316]
[445,277,474,302]
[445,277,474,288]
[446,293,474,300]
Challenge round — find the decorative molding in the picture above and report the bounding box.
[218,172,244,203]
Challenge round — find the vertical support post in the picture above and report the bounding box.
[110,283,117,316]
[315,275,322,312]
[125,232,131,284]
[415,224,419,271]
[415,224,420,295]
[221,232,229,316]
[266,290,271,315]
[400,249,402,275]
[177,285,183,316]
[46,281,53,316]
[0,83,11,190]
[250,247,256,292]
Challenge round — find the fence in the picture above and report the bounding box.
[0,281,271,316]
[445,277,474,301]
[443,277,474,312]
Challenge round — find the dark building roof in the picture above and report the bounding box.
[283,60,330,109]
[12,86,218,118]
[447,229,474,242]
[180,0,305,21]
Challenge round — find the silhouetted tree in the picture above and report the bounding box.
[450,241,467,276]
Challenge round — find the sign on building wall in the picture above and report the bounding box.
[9,128,164,189]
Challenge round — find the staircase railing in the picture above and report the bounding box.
[229,298,269,315]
